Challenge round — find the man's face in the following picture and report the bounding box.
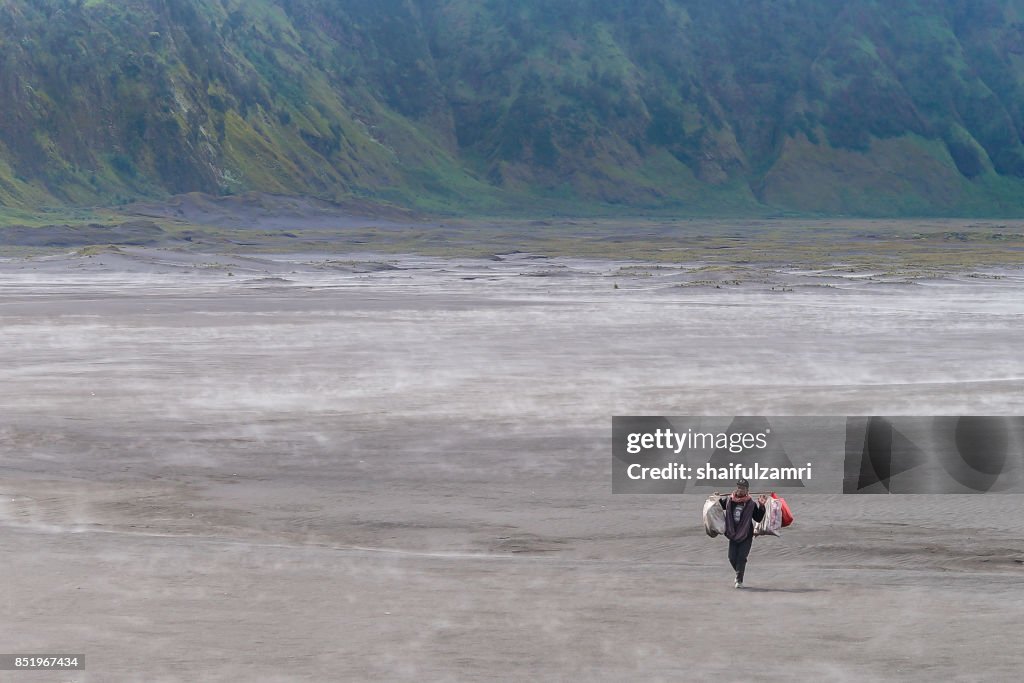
[735,485,749,497]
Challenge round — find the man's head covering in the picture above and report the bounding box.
[736,478,750,488]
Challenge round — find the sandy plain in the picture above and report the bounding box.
[0,247,1022,681]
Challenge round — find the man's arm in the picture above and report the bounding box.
[752,504,766,522]
[719,497,728,510]
[752,495,768,522]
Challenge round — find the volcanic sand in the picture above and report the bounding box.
[1,248,1022,681]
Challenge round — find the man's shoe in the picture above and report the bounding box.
[734,580,744,589]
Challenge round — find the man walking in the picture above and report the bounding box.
[719,479,767,588]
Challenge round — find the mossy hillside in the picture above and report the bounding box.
[4,1,1024,215]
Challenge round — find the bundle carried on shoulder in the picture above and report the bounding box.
[702,495,726,537]
[753,495,782,536]
[778,493,794,527]
[754,493,794,537]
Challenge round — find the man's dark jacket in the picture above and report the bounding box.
[719,497,766,543]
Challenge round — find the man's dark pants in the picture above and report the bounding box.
[728,535,753,582]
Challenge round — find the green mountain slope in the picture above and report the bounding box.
[4,0,1024,215]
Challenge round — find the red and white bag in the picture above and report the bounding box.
[753,495,783,537]
[776,492,794,527]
